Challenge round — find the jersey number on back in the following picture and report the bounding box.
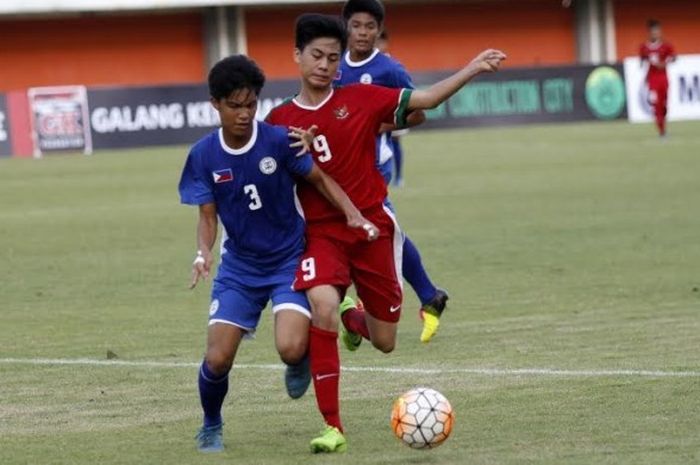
[244,184,262,210]
[313,135,333,163]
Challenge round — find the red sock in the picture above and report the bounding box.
[309,326,343,432]
[341,307,370,340]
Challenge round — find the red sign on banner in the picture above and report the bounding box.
[28,86,92,157]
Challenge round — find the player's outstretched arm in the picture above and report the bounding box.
[408,49,506,110]
[304,165,379,241]
[190,202,218,289]
[379,109,426,133]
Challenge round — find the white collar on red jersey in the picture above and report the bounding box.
[292,89,335,111]
[218,120,258,155]
[344,48,380,68]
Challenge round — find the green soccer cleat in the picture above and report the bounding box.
[309,425,347,453]
[339,296,362,351]
[195,423,224,453]
[419,289,449,343]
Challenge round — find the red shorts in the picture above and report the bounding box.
[294,205,403,322]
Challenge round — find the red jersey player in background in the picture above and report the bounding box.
[640,19,676,137]
[267,13,505,453]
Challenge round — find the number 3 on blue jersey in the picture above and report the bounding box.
[244,184,262,210]
[313,135,333,163]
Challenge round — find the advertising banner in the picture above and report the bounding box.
[623,54,700,123]
[28,86,92,156]
[411,64,627,129]
[86,81,299,150]
[0,93,11,157]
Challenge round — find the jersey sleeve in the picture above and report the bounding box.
[639,44,648,60]
[280,131,314,178]
[359,84,412,129]
[178,148,214,205]
[392,61,415,90]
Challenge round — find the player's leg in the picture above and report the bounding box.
[657,81,669,136]
[391,136,404,187]
[196,282,264,452]
[271,285,312,399]
[345,205,403,353]
[293,230,352,452]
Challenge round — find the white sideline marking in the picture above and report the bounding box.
[0,358,698,378]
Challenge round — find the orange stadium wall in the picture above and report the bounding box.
[614,0,700,59]
[245,0,577,79]
[0,12,206,93]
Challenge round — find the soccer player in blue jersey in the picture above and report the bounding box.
[336,0,449,344]
[179,55,378,453]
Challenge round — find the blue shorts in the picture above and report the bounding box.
[208,257,310,336]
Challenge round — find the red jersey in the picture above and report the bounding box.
[640,41,675,82]
[267,84,411,222]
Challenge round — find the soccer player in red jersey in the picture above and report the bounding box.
[640,19,676,137]
[267,13,505,452]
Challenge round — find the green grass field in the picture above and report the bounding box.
[1,121,699,465]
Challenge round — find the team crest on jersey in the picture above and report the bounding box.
[212,169,233,183]
[360,73,373,84]
[209,299,219,316]
[334,105,350,120]
[259,157,277,174]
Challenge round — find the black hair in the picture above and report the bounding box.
[208,55,266,100]
[295,13,348,52]
[342,0,385,25]
[647,18,661,29]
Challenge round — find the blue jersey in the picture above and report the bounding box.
[179,121,313,273]
[336,49,414,184]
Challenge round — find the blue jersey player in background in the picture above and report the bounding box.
[336,0,449,344]
[179,55,378,453]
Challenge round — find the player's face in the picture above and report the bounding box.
[295,38,342,90]
[211,88,258,138]
[347,12,380,55]
[649,26,662,41]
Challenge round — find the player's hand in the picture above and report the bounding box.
[469,49,507,74]
[347,215,379,241]
[190,250,213,289]
[288,125,318,157]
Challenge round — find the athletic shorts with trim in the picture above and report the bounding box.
[209,257,310,335]
[293,205,404,323]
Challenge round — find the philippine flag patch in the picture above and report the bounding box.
[212,169,233,183]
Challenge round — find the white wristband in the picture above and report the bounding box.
[193,250,206,265]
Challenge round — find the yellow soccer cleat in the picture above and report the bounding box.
[419,289,449,343]
[309,425,347,453]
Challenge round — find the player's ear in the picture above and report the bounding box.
[210,97,221,112]
[294,48,301,65]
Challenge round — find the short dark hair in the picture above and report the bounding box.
[295,13,347,52]
[208,55,266,100]
[647,18,661,29]
[342,0,385,25]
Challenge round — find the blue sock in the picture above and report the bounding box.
[198,360,229,427]
[392,138,403,185]
[403,236,438,306]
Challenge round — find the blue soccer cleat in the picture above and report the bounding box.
[195,423,224,453]
[285,353,311,399]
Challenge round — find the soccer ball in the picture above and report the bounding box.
[390,387,454,449]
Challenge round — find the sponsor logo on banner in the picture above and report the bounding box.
[623,54,700,122]
[585,66,626,120]
[28,86,92,156]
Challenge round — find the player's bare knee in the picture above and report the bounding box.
[277,339,306,365]
[371,339,395,354]
[205,349,233,376]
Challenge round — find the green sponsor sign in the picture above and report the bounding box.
[416,64,626,128]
